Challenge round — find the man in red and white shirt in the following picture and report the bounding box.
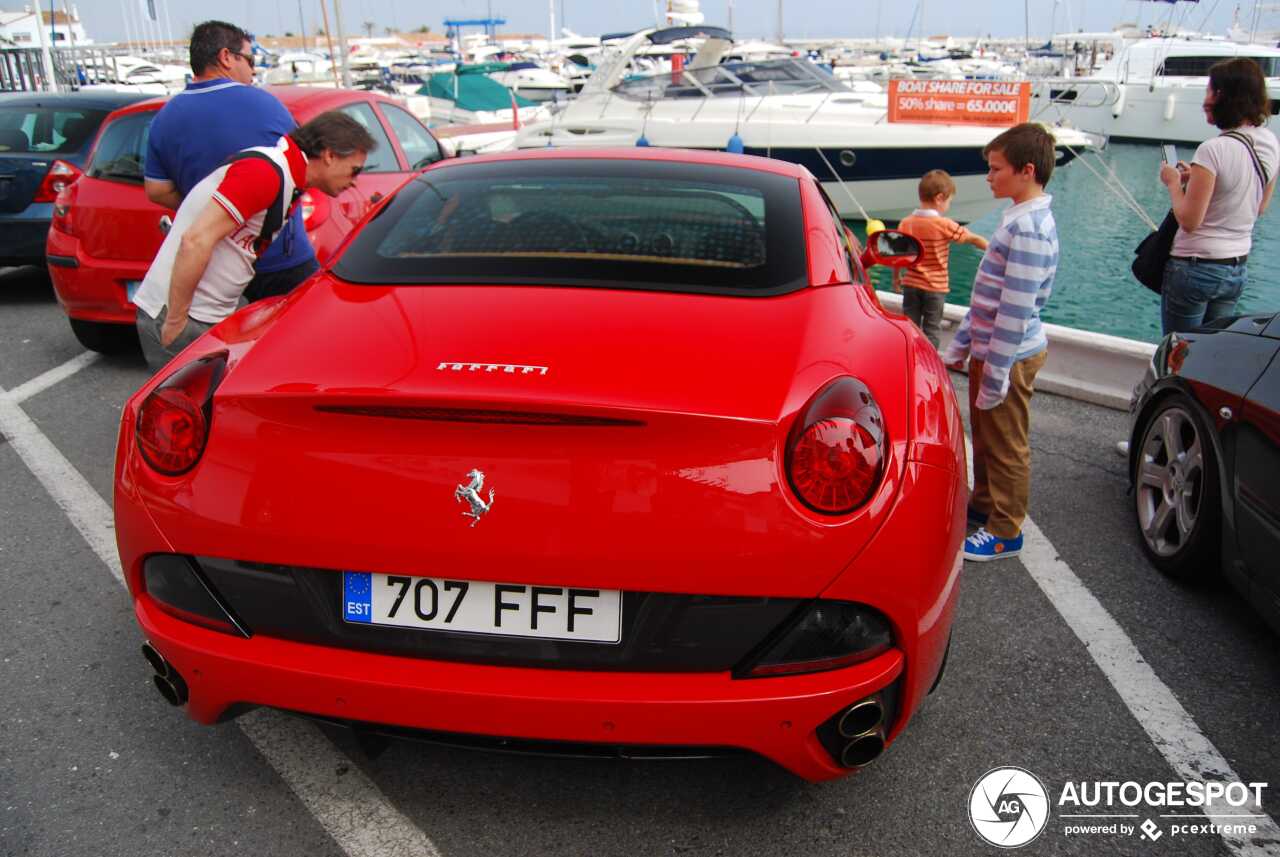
[134,110,376,369]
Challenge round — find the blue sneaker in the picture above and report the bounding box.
[963,528,1023,562]
[966,505,988,527]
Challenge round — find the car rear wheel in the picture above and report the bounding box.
[1133,394,1220,581]
[68,318,139,355]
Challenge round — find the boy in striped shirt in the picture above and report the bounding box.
[943,123,1060,562]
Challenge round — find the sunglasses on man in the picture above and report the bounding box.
[229,49,255,68]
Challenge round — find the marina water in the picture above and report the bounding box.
[855,141,1280,343]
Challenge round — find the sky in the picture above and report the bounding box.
[77,0,1249,47]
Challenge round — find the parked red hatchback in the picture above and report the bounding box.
[47,85,445,353]
[114,147,967,781]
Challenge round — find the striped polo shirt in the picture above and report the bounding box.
[943,194,1058,410]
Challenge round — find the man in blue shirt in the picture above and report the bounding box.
[144,20,318,301]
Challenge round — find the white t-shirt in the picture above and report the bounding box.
[134,137,301,324]
[1171,125,1280,259]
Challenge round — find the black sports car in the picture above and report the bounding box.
[1127,313,1280,634]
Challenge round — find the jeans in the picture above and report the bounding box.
[1160,257,1247,336]
[901,287,947,347]
[136,306,214,372]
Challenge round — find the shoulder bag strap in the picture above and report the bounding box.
[1221,130,1270,188]
[222,150,288,256]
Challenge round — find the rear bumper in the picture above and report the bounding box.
[135,594,904,781]
[0,204,53,265]
[45,230,143,324]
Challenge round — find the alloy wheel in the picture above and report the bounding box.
[1135,406,1204,558]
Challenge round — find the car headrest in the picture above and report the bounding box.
[0,129,29,152]
[60,117,96,148]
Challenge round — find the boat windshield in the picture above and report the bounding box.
[612,58,849,101]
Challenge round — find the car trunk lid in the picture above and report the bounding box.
[0,154,53,213]
[73,174,169,262]
[166,278,909,599]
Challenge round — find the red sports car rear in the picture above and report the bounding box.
[114,148,966,781]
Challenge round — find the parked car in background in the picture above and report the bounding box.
[0,91,148,267]
[113,147,962,782]
[1127,313,1280,634]
[46,85,445,353]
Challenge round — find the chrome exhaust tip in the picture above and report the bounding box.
[841,732,886,768]
[837,698,883,738]
[141,642,166,676]
[142,642,188,706]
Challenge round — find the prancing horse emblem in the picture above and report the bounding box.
[454,469,495,527]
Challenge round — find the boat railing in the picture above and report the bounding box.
[1029,79,1123,110]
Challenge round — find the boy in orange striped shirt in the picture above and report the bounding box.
[893,170,989,346]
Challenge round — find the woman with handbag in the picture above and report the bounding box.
[1159,57,1279,335]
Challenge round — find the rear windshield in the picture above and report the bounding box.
[0,106,106,154]
[332,159,807,295]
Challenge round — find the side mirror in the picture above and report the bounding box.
[436,138,457,159]
[860,229,922,269]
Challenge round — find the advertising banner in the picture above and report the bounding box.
[887,80,1031,127]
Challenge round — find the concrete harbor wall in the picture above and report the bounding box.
[876,290,1156,411]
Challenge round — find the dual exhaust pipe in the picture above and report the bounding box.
[836,696,886,768]
[141,642,188,707]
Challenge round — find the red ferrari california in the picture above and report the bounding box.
[114,147,967,782]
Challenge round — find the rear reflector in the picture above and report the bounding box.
[315,405,644,427]
[143,554,250,637]
[737,600,893,678]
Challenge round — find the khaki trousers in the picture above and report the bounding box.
[968,350,1048,539]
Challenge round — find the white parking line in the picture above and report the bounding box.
[8,351,101,405]
[965,438,1280,855]
[0,381,122,585]
[0,381,442,857]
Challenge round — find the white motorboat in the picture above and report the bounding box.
[486,61,573,103]
[516,27,1093,223]
[1030,37,1280,144]
[263,51,335,86]
[79,55,189,95]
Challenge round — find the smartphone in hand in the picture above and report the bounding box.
[1162,144,1178,165]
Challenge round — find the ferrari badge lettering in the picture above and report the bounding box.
[437,361,549,376]
[455,468,495,527]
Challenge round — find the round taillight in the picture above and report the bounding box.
[136,353,227,476]
[785,378,885,515]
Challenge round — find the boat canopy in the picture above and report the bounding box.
[647,26,733,45]
[420,68,538,110]
[612,58,848,101]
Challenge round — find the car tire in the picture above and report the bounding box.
[1132,393,1221,582]
[68,318,139,355]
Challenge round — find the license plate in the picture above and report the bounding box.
[125,280,141,303]
[341,571,622,643]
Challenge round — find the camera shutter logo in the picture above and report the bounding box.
[969,767,1051,848]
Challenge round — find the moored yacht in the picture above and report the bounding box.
[516,26,1093,222]
[1029,37,1280,144]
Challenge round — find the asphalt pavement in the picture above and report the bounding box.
[1,265,1277,857]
